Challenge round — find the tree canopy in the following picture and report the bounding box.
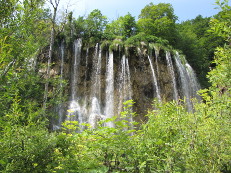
[137,3,178,44]
[104,13,137,39]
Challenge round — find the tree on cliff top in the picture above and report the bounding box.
[104,13,137,39]
[137,3,178,45]
[85,9,108,40]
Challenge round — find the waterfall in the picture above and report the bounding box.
[117,55,133,115]
[125,57,133,125]
[67,100,81,121]
[89,97,102,128]
[154,45,160,77]
[84,46,89,92]
[126,58,132,100]
[154,46,160,58]
[116,55,133,130]
[105,51,114,127]
[89,43,103,128]
[53,41,65,130]
[50,39,202,129]
[117,55,126,115]
[185,63,201,100]
[71,39,82,100]
[60,40,65,88]
[82,46,89,124]
[58,40,65,126]
[94,44,102,102]
[166,51,178,101]
[147,55,161,102]
[67,38,83,124]
[174,53,193,111]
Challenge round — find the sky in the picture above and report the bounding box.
[58,0,225,22]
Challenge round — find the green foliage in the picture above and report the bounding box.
[176,15,224,88]
[85,9,108,41]
[42,100,138,172]
[62,12,74,48]
[61,9,108,47]
[210,0,231,42]
[0,125,56,172]
[0,0,17,26]
[109,37,124,51]
[0,0,52,119]
[104,13,137,39]
[0,1,64,172]
[135,96,230,172]
[137,3,178,45]
[208,46,231,89]
[73,16,86,38]
[124,32,169,48]
[124,32,169,56]
[100,39,112,50]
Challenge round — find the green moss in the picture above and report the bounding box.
[109,38,124,52]
[101,40,112,51]
[179,55,187,65]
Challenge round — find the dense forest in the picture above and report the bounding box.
[0,0,230,172]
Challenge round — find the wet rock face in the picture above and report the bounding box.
[128,50,178,121]
[44,40,199,128]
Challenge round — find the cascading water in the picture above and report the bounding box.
[125,57,133,125]
[154,45,160,77]
[67,101,81,121]
[93,44,102,102]
[154,46,160,58]
[67,38,83,123]
[174,53,193,111]
[126,57,132,101]
[82,46,90,124]
[58,40,65,125]
[117,55,133,115]
[60,40,65,88]
[71,39,82,100]
[166,51,178,101]
[117,55,126,115]
[89,43,103,128]
[50,39,202,129]
[89,97,102,128]
[147,55,161,102]
[53,40,65,130]
[105,51,114,127]
[185,63,201,100]
[116,55,133,131]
